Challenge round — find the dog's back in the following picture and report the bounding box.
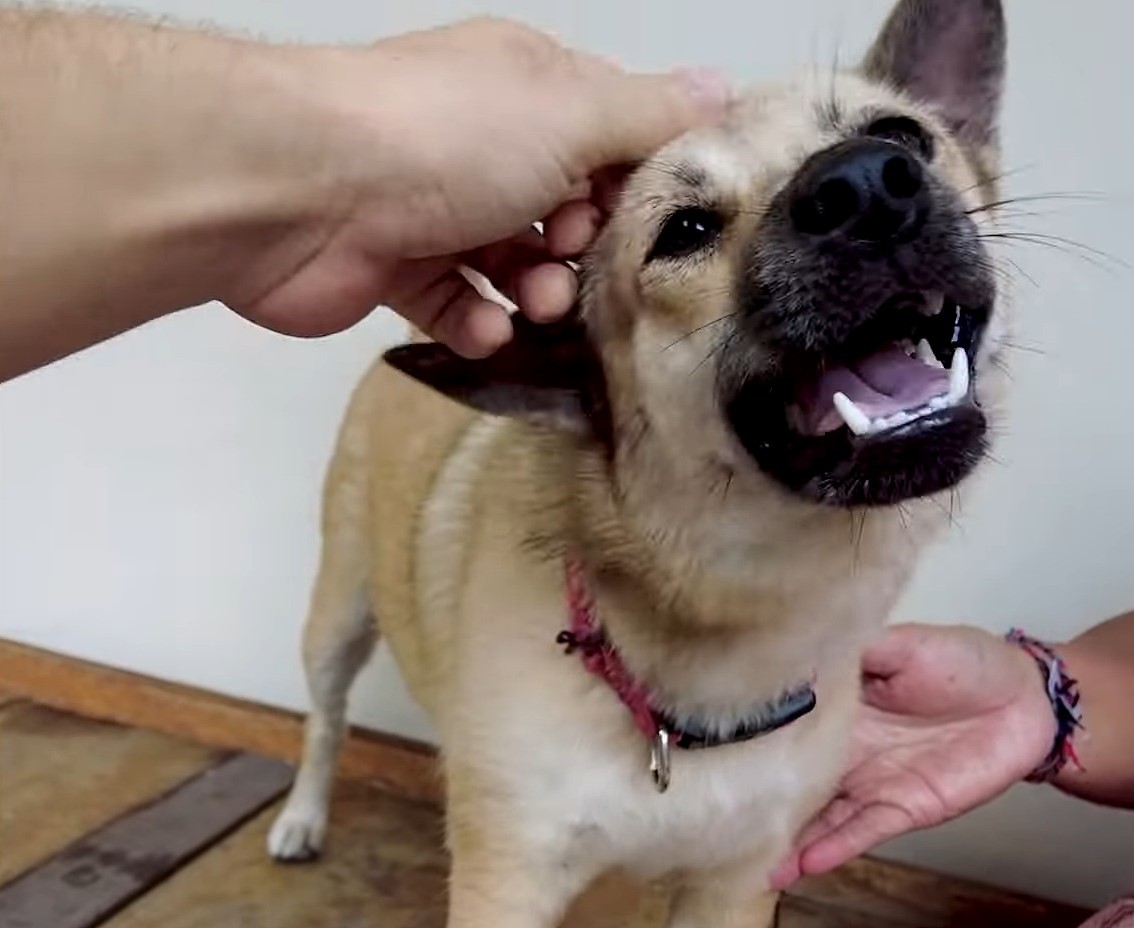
[313,352,479,707]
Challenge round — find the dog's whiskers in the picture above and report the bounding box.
[927,494,962,532]
[957,164,1038,196]
[979,230,1126,272]
[895,503,913,541]
[965,191,1107,217]
[663,314,737,353]
[999,337,1046,356]
[691,329,739,377]
[989,353,1014,381]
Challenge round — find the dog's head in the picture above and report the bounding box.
[389,0,1009,510]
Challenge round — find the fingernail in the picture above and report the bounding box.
[675,67,733,112]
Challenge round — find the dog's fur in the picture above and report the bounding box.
[268,2,1011,925]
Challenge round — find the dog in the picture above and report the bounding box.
[268,1,1010,925]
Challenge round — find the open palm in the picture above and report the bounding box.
[773,624,1056,887]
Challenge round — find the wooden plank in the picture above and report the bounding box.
[0,702,220,884]
[99,776,1085,928]
[107,786,666,928]
[0,639,1091,925]
[778,895,908,928]
[789,856,1088,928]
[0,754,293,928]
[0,637,440,803]
[105,781,450,928]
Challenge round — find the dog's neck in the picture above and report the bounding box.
[554,428,941,718]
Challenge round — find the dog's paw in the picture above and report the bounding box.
[267,805,328,863]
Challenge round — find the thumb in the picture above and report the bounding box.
[861,623,931,679]
[573,68,732,171]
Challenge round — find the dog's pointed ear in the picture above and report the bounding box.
[383,313,604,435]
[864,0,1006,150]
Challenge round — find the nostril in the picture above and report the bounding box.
[882,154,922,199]
[792,177,860,236]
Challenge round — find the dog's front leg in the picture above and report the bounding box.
[445,805,595,928]
[667,857,781,928]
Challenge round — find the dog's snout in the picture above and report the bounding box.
[789,140,928,245]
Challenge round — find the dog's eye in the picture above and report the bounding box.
[648,208,723,262]
[864,116,935,161]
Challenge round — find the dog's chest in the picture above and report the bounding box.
[454,626,852,881]
[523,708,845,879]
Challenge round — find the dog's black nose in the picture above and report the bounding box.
[789,139,928,245]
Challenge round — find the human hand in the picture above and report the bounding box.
[771,624,1056,889]
[228,18,731,357]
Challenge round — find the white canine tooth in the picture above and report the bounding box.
[917,339,943,369]
[833,392,872,436]
[929,396,948,411]
[947,347,970,404]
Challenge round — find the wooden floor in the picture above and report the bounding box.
[0,695,1090,928]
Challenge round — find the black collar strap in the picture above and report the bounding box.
[659,683,817,751]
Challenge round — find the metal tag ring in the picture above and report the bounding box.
[649,728,672,793]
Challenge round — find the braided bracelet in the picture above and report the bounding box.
[1006,628,1085,783]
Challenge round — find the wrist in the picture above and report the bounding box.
[1005,629,1084,784]
[208,39,419,309]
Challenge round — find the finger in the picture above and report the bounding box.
[799,802,919,878]
[767,793,862,892]
[795,794,862,850]
[571,68,733,171]
[466,228,548,290]
[512,262,578,322]
[463,234,579,322]
[768,855,803,892]
[399,270,513,359]
[544,200,603,258]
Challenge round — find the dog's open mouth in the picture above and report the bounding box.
[725,289,992,507]
[789,292,986,441]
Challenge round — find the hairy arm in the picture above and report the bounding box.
[0,9,324,379]
[0,9,725,380]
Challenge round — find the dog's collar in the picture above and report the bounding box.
[557,556,817,793]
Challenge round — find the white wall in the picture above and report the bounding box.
[2,0,1132,909]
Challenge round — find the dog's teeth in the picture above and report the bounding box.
[833,392,872,436]
[946,347,970,404]
[929,396,949,411]
[922,291,946,316]
[917,339,943,369]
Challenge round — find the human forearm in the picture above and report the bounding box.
[1051,611,1134,806]
[0,10,723,377]
[0,9,339,380]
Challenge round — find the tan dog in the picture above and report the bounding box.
[268,1,1011,925]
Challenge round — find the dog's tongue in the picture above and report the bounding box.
[799,346,950,435]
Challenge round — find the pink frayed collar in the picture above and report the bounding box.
[557,555,817,790]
